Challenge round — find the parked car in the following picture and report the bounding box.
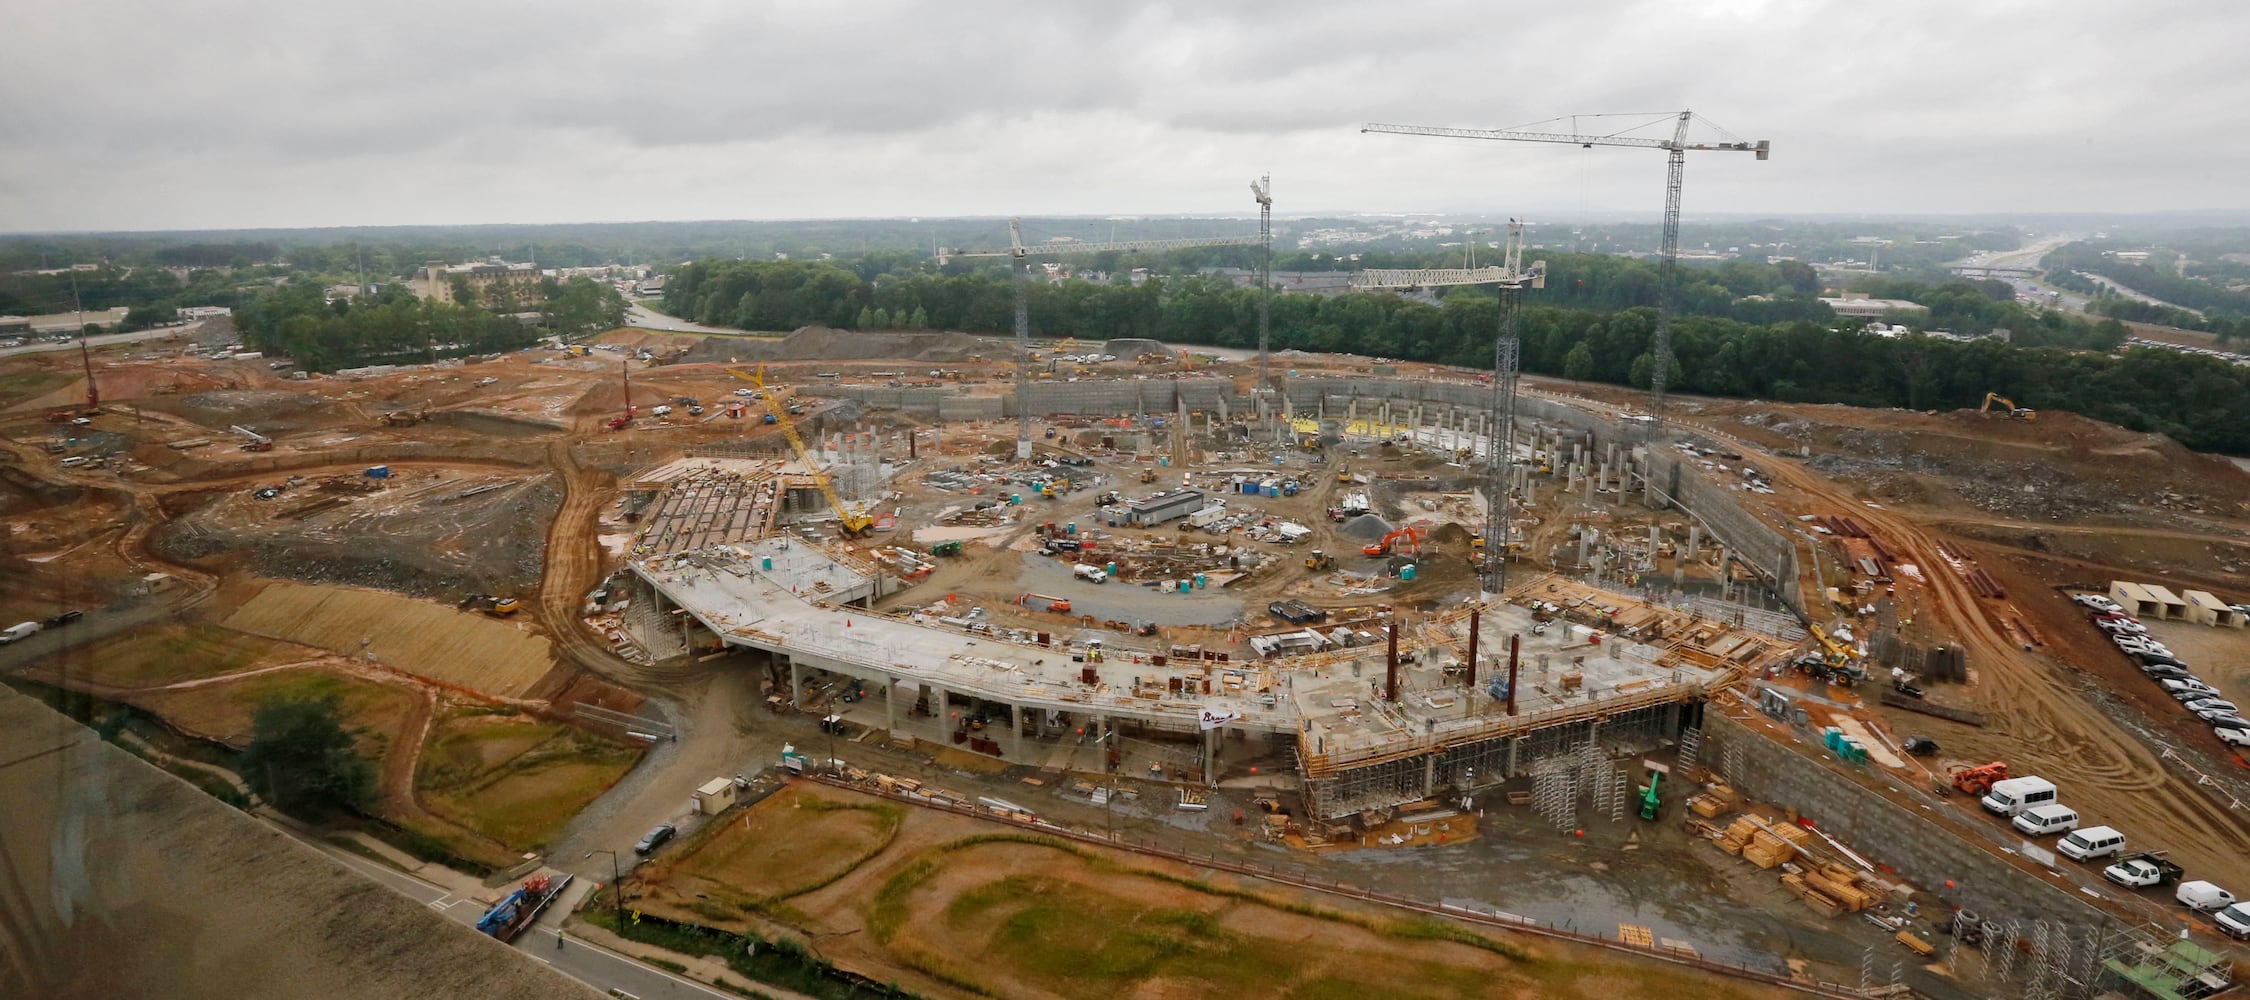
[2215,726,2250,748]
[2162,678,2220,699]
[40,610,82,628]
[2104,853,2184,888]
[2073,593,2119,610]
[2186,699,2241,718]
[2203,714,2250,731]
[633,824,676,855]
[2179,880,2236,912]
[2142,664,2192,680]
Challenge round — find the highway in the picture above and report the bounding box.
[0,323,204,359]
[1949,234,2087,311]
[623,302,745,336]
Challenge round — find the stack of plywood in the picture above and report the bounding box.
[1743,823,1810,869]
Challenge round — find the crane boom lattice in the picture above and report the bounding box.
[730,366,874,536]
[1362,112,1768,435]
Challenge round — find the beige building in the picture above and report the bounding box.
[422,260,544,305]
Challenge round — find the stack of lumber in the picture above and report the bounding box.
[1687,783,1744,819]
[1782,862,1889,917]
[1781,874,1846,917]
[1744,823,1811,869]
[1716,816,1759,856]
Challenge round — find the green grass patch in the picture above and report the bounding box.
[417,716,640,852]
[0,370,74,407]
[76,623,297,688]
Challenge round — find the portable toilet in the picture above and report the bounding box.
[1193,573,1207,589]
[761,557,774,571]
[1400,564,1418,582]
[365,464,391,479]
[1105,562,1118,576]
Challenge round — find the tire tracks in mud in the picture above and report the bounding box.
[1757,453,2250,881]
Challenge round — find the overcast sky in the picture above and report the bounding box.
[2,0,2243,233]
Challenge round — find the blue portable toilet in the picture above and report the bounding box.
[1400,564,1418,582]
[365,465,391,479]
[1193,573,1206,589]
[761,557,773,570]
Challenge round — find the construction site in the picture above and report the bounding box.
[10,186,2250,1000]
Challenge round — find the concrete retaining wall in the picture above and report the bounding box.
[1703,711,2121,939]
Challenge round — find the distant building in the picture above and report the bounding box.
[422,260,543,304]
[1820,292,1929,319]
[177,305,233,320]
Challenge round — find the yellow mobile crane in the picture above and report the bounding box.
[730,366,876,537]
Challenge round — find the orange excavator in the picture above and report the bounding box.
[1363,526,1425,558]
[1948,761,2009,797]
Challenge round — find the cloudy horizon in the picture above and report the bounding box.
[4,1,2243,233]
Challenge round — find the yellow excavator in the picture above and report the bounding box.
[1979,392,2036,420]
[729,365,876,537]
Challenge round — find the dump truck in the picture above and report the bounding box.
[475,873,572,943]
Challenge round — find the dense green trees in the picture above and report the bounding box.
[663,257,2250,454]
[240,694,375,820]
[236,276,622,370]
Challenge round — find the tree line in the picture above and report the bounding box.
[662,257,2250,453]
[2045,240,2250,341]
[237,277,624,371]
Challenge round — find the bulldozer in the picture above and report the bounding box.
[1979,392,2035,420]
[1305,550,1335,571]
[458,594,520,617]
[1948,761,2009,797]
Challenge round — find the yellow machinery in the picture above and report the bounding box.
[1805,624,1865,685]
[1306,550,1335,571]
[730,366,876,537]
[1979,392,2036,420]
[1336,464,1353,483]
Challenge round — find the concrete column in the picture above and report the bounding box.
[1686,525,1701,559]
[1598,462,1609,493]
[931,684,949,725]
[1202,726,1218,785]
[1011,702,1024,736]
[1524,480,1536,507]
[788,659,803,709]
[1506,735,1521,777]
[1584,470,1595,504]
[884,674,897,731]
[1424,753,1437,796]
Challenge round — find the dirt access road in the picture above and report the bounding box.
[1753,448,2250,882]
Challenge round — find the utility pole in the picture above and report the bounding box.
[584,849,624,929]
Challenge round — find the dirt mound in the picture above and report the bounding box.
[179,389,328,430]
[1103,337,1168,359]
[423,409,566,437]
[676,326,991,365]
[1339,514,1393,539]
[1425,522,1473,547]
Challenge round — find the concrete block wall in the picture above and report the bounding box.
[1703,712,2120,938]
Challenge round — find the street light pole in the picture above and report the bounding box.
[585,850,623,929]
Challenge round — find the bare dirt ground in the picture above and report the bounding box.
[1668,397,2250,884]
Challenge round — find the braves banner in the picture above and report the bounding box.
[1199,710,1240,730]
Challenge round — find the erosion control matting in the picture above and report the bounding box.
[222,582,556,698]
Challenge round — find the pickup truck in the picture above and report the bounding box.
[2103,853,2184,889]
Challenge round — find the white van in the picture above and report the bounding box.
[0,621,40,644]
[2178,880,2236,912]
[2012,804,2080,837]
[1981,776,2057,816]
[2214,903,2250,940]
[2058,825,2126,861]
[58,456,90,468]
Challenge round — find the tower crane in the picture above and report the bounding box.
[728,365,875,537]
[1363,112,1769,433]
[946,215,1262,461]
[1349,221,1544,594]
[1251,175,1275,422]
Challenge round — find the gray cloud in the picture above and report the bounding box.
[2,0,2245,230]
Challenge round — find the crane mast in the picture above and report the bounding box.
[948,215,1262,461]
[730,366,874,537]
[1351,221,1544,593]
[1252,176,1274,426]
[1363,112,1768,434]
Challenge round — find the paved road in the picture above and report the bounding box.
[1950,235,2088,311]
[0,324,203,359]
[309,841,736,1000]
[623,303,746,336]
